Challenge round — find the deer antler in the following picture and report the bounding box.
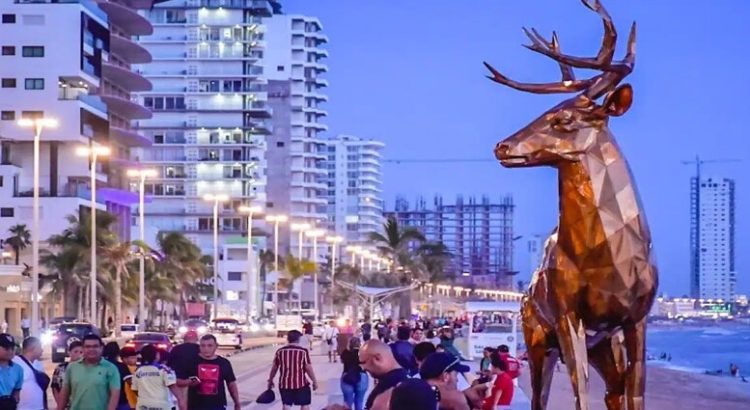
[484,0,635,99]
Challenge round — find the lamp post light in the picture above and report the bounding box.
[203,193,229,320]
[345,245,360,266]
[127,169,157,328]
[76,145,111,325]
[239,205,263,324]
[17,117,57,337]
[325,236,343,316]
[290,223,311,258]
[305,229,326,322]
[265,214,288,326]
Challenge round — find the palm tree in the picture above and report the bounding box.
[369,217,426,317]
[281,254,316,313]
[101,242,146,336]
[6,224,31,265]
[258,249,282,316]
[416,241,453,283]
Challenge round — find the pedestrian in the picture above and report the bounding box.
[302,321,314,350]
[0,333,23,409]
[51,341,83,410]
[390,326,417,376]
[322,321,339,363]
[20,319,29,340]
[388,378,439,410]
[119,347,138,410]
[358,340,408,410]
[409,328,425,344]
[425,329,440,346]
[178,334,241,410]
[58,334,121,410]
[360,321,372,342]
[103,342,133,410]
[412,342,436,377]
[167,330,199,406]
[438,328,464,360]
[267,330,318,410]
[495,345,520,379]
[0,323,7,334]
[13,337,48,410]
[482,352,514,410]
[478,347,495,383]
[339,337,368,410]
[420,352,472,410]
[132,345,185,410]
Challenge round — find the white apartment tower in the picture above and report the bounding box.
[263,14,329,256]
[324,135,384,246]
[0,0,156,244]
[135,0,276,252]
[690,177,736,300]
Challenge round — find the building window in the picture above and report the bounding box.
[21,111,43,119]
[276,141,284,147]
[227,272,243,281]
[0,111,14,121]
[0,176,3,187]
[21,46,44,57]
[1,14,16,24]
[0,208,13,217]
[1,78,16,88]
[1,46,14,56]
[24,78,44,90]
[277,65,284,72]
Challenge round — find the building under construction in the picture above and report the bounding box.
[385,195,515,289]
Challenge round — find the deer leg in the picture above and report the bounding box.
[588,333,626,410]
[556,314,590,410]
[623,319,647,410]
[523,322,557,410]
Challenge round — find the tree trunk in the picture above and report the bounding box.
[14,248,20,266]
[399,292,412,321]
[115,267,122,337]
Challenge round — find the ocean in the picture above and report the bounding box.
[647,324,750,376]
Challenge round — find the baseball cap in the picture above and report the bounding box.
[389,378,439,410]
[419,352,470,380]
[0,333,16,349]
[120,346,137,358]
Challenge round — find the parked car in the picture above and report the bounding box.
[50,323,100,363]
[124,332,173,353]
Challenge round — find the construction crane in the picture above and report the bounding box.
[681,156,742,182]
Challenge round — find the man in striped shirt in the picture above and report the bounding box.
[268,330,318,409]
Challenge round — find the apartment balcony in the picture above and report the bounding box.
[290,164,327,175]
[309,32,329,44]
[248,0,273,17]
[102,62,152,92]
[291,196,328,206]
[139,35,189,44]
[97,1,153,36]
[110,126,151,148]
[302,106,327,117]
[307,92,328,102]
[100,94,152,120]
[290,179,327,190]
[305,61,328,73]
[59,89,109,120]
[111,33,152,64]
[117,0,159,9]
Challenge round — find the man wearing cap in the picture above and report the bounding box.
[420,352,472,410]
[389,378,439,410]
[0,334,23,408]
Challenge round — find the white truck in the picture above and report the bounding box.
[274,314,303,337]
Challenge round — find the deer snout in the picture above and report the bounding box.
[494,142,510,160]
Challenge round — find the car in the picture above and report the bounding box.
[124,332,173,353]
[211,318,241,333]
[50,323,100,363]
[177,319,209,338]
[119,323,141,340]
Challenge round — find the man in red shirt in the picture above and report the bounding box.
[483,351,514,409]
[496,344,520,379]
[268,330,319,409]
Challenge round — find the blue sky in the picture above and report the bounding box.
[283,0,750,296]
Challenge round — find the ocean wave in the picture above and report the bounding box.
[701,328,737,336]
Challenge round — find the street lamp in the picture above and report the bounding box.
[17,117,57,336]
[345,245,361,266]
[326,236,343,316]
[290,223,311,258]
[305,229,325,321]
[239,205,262,323]
[203,193,229,320]
[265,214,288,326]
[127,169,157,328]
[76,145,111,325]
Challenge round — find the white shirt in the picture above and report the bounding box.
[12,356,45,410]
[21,319,30,329]
[132,364,177,409]
[323,326,339,341]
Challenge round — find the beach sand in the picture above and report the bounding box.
[518,364,750,409]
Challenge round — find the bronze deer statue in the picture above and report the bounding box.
[484,1,657,409]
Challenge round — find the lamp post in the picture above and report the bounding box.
[239,205,262,323]
[290,223,310,259]
[326,236,343,316]
[76,145,111,325]
[17,117,57,337]
[127,169,157,328]
[305,229,325,321]
[265,214,288,326]
[345,245,361,267]
[204,193,229,320]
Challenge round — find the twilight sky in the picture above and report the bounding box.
[283,0,749,296]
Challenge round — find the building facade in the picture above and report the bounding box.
[262,14,328,258]
[386,195,515,289]
[690,176,736,300]
[134,0,276,252]
[324,135,384,246]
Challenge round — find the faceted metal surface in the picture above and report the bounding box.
[484,1,658,409]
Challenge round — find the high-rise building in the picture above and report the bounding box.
[0,0,157,243]
[134,0,276,252]
[263,14,328,257]
[386,195,515,288]
[324,135,384,245]
[690,176,736,300]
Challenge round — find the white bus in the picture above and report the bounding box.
[464,301,521,360]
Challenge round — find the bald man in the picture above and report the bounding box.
[359,340,408,410]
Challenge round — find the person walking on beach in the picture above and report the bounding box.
[13,337,48,410]
[267,330,318,410]
[58,334,121,410]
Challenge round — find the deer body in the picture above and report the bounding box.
[485,1,657,409]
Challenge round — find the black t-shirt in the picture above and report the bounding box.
[107,358,131,405]
[340,348,361,373]
[186,356,237,408]
[168,342,200,379]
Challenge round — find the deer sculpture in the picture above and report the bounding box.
[484,1,657,409]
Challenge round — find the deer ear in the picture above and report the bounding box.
[601,84,633,117]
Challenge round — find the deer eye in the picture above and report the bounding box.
[552,116,575,132]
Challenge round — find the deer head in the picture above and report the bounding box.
[486,0,636,168]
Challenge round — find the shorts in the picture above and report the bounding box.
[280,386,312,406]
